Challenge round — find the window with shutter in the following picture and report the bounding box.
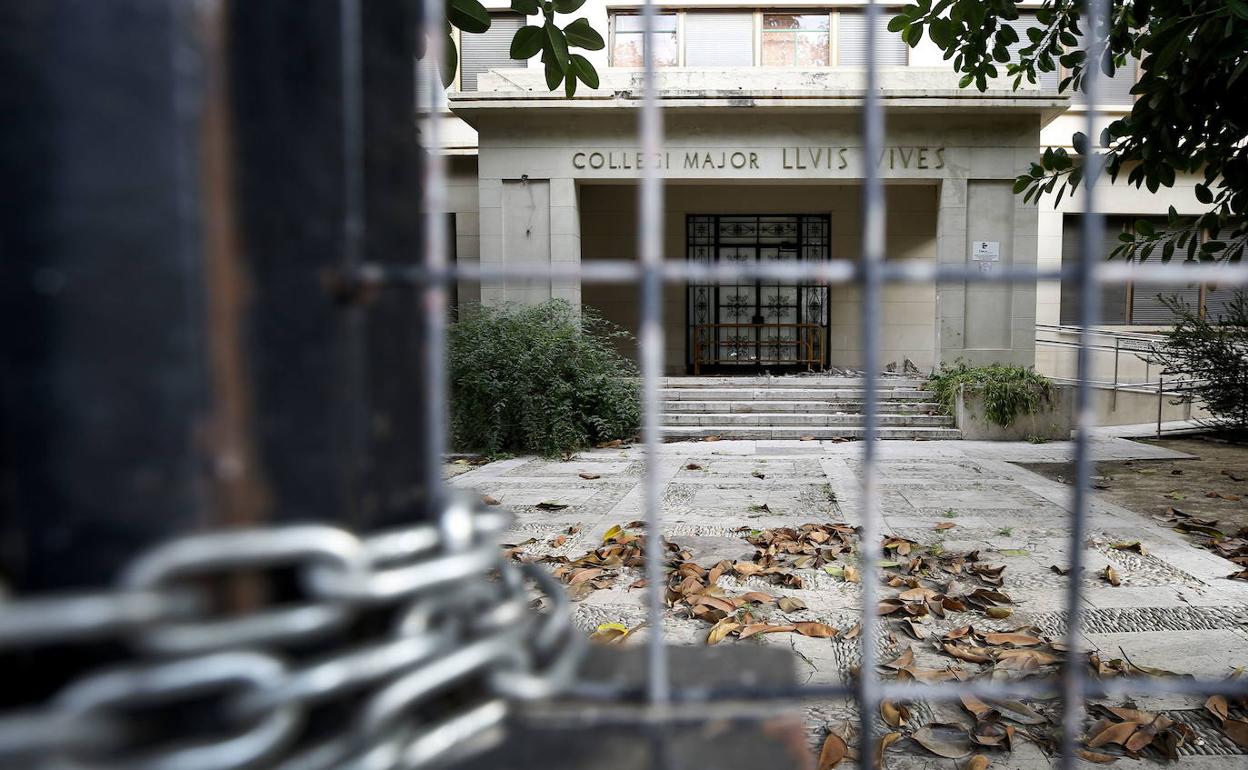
[685,12,753,67]
[838,11,906,66]
[1059,215,1129,325]
[1072,30,1138,106]
[460,14,525,91]
[1129,217,1200,325]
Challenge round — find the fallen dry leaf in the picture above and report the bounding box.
[800,434,817,441]
[1076,748,1119,764]
[578,472,600,480]
[935,521,957,530]
[983,632,1043,647]
[482,494,501,506]
[706,618,739,645]
[880,700,910,728]
[795,622,840,638]
[817,732,848,770]
[1101,565,1121,586]
[1087,720,1141,748]
[985,607,1013,619]
[778,596,807,613]
[883,647,915,670]
[738,623,797,640]
[1205,695,1229,722]
[733,560,764,577]
[1224,718,1248,749]
[739,591,776,604]
[684,463,703,471]
[702,435,721,442]
[966,755,989,770]
[911,723,973,758]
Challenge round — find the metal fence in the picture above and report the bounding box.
[4,0,1248,769]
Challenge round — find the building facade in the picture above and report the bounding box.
[441,2,1210,381]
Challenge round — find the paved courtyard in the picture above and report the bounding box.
[450,438,1248,768]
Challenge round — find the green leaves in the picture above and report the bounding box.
[532,16,602,93]
[511,25,544,59]
[564,17,605,50]
[447,0,490,34]
[510,0,539,14]
[553,0,588,13]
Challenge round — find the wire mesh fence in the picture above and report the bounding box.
[5,0,1248,768]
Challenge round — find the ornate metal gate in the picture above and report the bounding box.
[687,215,829,373]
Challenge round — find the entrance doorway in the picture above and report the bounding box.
[686,215,830,374]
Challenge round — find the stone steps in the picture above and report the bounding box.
[661,399,943,414]
[658,376,959,440]
[659,376,927,389]
[663,412,955,427]
[659,387,932,402]
[663,425,963,440]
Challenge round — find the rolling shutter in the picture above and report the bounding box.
[1059,215,1129,324]
[685,12,753,67]
[1129,217,1200,325]
[460,14,524,91]
[838,11,907,66]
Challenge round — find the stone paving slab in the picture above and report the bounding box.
[449,437,1246,768]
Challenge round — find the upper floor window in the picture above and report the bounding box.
[685,12,754,67]
[459,13,524,90]
[837,10,906,65]
[762,14,830,67]
[611,13,678,67]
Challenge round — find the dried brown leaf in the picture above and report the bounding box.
[740,591,776,604]
[966,755,989,770]
[738,623,797,640]
[985,607,1013,619]
[578,472,600,480]
[1224,718,1248,749]
[1076,749,1119,764]
[778,596,807,613]
[883,647,915,670]
[880,700,910,728]
[481,494,501,506]
[982,632,1043,647]
[1206,695,1229,723]
[1101,565,1121,586]
[706,618,739,645]
[911,723,973,758]
[817,732,848,770]
[795,622,840,638]
[1087,720,1141,748]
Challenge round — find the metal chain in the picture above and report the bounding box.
[0,493,580,770]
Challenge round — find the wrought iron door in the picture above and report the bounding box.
[687,214,829,371]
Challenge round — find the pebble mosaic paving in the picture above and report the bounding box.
[450,437,1248,767]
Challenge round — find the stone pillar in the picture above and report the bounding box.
[478,176,581,308]
[936,178,1037,368]
[935,178,968,365]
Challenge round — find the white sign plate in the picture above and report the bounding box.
[971,241,1001,261]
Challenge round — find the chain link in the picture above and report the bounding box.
[0,493,582,769]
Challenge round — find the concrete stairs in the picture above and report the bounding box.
[660,376,960,440]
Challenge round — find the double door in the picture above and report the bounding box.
[687,215,830,372]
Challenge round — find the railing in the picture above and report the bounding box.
[1035,324,1210,436]
[690,323,825,374]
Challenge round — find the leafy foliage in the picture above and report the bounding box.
[927,362,1054,428]
[448,300,639,456]
[1144,291,1248,431]
[892,0,1248,262]
[436,0,604,95]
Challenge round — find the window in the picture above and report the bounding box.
[685,12,754,67]
[762,14,830,67]
[1073,29,1138,105]
[459,13,525,90]
[1060,215,1224,326]
[612,13,678,67]
[838,10,906,66]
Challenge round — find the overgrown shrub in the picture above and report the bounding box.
[926,362,1054,428]
[448,300,640,456]
[1146,291,1248,432]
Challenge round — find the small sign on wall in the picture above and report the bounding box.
[971,241,1001,262]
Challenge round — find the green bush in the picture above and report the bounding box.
[448,300,640,456]
[926,362,1053,428]
[1147,291,1248,432]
